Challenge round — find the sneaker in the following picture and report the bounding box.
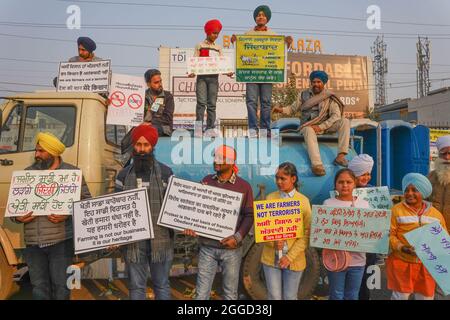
[204,128,221,138]
[248,129,258,139]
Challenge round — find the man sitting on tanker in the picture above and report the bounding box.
[273,70,350,177]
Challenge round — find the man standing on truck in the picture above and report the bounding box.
[183,145,254,300]
[13,132,91,300]
[115,124,174,300]
[273,70,350,176]
[69,36,102,62]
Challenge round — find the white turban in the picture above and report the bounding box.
[348,154,374,177]
[436,135,450,151]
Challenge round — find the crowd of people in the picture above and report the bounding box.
[10,4,450,301]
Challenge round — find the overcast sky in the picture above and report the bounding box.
[1,0,450,104]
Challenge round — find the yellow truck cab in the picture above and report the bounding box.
[0,92,126,299]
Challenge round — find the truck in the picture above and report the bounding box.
[0,91,430,300]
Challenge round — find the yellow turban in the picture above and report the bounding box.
[35,132,66,156]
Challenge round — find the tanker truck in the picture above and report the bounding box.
[0,92,430,299]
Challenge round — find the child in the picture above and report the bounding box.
[323,168,370,300]
[261,162,312,300]
[191,19,228,137]
[387,172,448,300]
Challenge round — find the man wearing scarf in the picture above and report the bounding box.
[115,124,174,300]
[231,5,293,138]
[13,132,91,300]
[69,36,102,62]
[273,70,350,176]
[428,135,450,229]
[183,145,254,300]
[387,172,448,300]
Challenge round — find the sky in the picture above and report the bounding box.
[1,0,450,104]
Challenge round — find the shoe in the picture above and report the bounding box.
[248,129,258,139]
[204,128,221,138]
[312,165,326,176]
[333,157,348,167]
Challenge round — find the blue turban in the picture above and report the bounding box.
[144,69,161,83]
[309,70,328,84]
[77,37,96,53]
[402,172,432,198]
[253,5,271,22]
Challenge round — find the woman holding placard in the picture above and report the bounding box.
[322,168,370,300]
[387,173,448,300]
[260,162,312,300]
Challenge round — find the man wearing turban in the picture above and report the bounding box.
[428,135,450,229]
[189,19,232,137]
[183,145,254,300]
[387,172,448,300]
[69,36,102,62]
[229,5,293,138]
[273,70,350,176]
[13,132,91,300]
[115,124,175,300]
[142,69,174,137]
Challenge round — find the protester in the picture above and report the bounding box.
[348,154,379,300]
[261,162,311,300]
[387,172,448,300]
[273,70,350,176]
[428,135,450,229]
[69,36,102,62]
[183,145,254,300]
[13,132,91,300]
[322,168,370,300]
[115,124,174,300]
[143,69,174,137]
[190,19,232,137]
[231,5,293,138]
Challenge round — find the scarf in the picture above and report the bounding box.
[299,89,345,130]
[122,155,174,263]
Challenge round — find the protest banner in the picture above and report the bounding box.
[6,170,82,217]
[187,56,233,76]
[157,177,243,240]
[310,205,391,254]
[57,60,111,93]
[404,222,450,295]
[106,73,146,126]
[330,186,392,210]
[253,198,303,243]
[235,35,286,83]
[72,188,153,254]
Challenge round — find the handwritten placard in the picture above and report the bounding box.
[57,60,111,93]
[330,186,392,210]
[187,56,233,75]
[6,170,82,217]
[253,198,303,243]
[404,222,450,295]
[72,188,154,255]
[310,205,391,254]
[157,177,243,241]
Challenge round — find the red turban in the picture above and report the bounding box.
[214,145,238,174]
[204,19,222,35]
[131,124,159,147]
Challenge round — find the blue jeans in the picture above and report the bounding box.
[246,83,273,131]
[328,266,365,300]
[196,75,219,130]
[195,245,243,300]
[23,239,74,300]
[124,240,173,300]
[263,264,303,300]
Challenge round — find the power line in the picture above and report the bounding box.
[57,0,450,28]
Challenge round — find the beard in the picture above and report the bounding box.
[151,87,163,95]
[34,157,54,170]
[133,151,154,173]
[434,157,450,185]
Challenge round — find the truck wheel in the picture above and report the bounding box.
[0,248,15,300]
[241,244,321,300]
